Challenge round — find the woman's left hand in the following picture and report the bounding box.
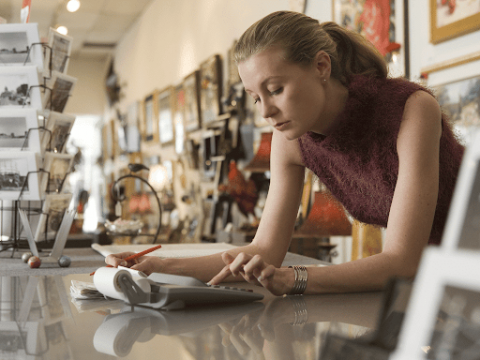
[208,252,293,296]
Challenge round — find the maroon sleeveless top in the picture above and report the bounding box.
[298,76,464,244]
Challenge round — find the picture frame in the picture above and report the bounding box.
[183,70,202,132]
[0,23,44,70]
[430,0,480,44]
[227,40,241,88]
[43,71,77,113]
[41,152,74,194]
[34,193,73,241]
[41,111,76,153]
[199,54,223,126]
[45,27,73,74]
[0,151,40,200]
[332,0,406,77]
[0,65,43,110]
[156,86,175,146]
[102,121,113,161]
[0,108,41,153]
[142,92,156,142]
[110,118,119,160]
[174,84,185,154]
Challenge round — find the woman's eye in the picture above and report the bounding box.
[270,88,283,96]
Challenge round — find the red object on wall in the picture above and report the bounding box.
[358,0,391,56]
[244,132,272,172]
[294,191,352,238]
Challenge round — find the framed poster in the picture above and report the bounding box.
[332,0,406,77]
[199,54,223,126]
[0,109,41,153]
[143,93,156,142]
[0,23,43,70]
[0,66,42,110]
[157,86,175,146]
[430,0,480,44]
[174,84,185,154]
[183,70,202,132]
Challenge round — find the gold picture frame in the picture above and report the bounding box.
[430,0,480,44]
[156,86,175,147]
[199,54,223,126]
[183,70,202,132]
[142,92,158,142]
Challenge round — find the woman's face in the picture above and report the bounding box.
[238,47,329,140]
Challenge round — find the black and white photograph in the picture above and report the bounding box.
[42,111,76,153]
[41,152,74,194]
[0,23,43,70]
[0,109,41,152]
[45,27,73,74]
[43,71,77,113]
[0,151,40,200]
[0,66,42,109]
[34,193,73,241]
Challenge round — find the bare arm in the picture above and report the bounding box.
[106,130,305,282]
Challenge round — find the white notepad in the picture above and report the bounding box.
[91,242,239,259]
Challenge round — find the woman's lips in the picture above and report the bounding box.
[274,121,289,129]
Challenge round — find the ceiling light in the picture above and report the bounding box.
[66,0,81,12]
[56,26,68,35]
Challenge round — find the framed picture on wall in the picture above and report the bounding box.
[332,0,406,77]
[102,121,113,161]
[183,70,202,132]
[157,86,175,146]
[430,0,480,44]
[143,93,156,142]
[174,84,185,154]
[199,54,223,126]
[227,40,241,88]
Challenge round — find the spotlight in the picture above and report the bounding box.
[66,0,81,12]
[56,26,68,35]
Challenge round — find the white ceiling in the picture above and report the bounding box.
[0,0,153,59]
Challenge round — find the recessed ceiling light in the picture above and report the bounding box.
[56,26,68,35]
[66,0,81,12]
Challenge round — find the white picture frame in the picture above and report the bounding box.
[0,65,42,110]
[0,108,41,153]
[45,27,73,74]
[41,152,74,194]
[0,151,40,200]
[34,193,72,242]
[0,23,44,70]
[43,71,77,113]
[41,111,76,153]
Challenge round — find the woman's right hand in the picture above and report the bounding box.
[104,252,163,276]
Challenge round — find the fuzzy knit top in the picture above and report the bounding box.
[298,75,464,244]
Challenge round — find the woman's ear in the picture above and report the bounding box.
[314,51,331,79]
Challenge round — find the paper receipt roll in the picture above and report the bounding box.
[93,266,151,303]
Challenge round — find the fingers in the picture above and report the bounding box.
[104,252,135,267]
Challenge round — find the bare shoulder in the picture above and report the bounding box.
[271,130,305,167]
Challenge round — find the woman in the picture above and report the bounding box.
[106,11,464,295]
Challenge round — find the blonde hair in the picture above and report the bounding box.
[235,11,388,84]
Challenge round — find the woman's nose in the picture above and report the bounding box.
[260,99,278,119]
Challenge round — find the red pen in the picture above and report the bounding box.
[90,244,162,276]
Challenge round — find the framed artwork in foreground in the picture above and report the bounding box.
[199,54,223,126]
[183,70,201,132]
[332,0,406,77]
[430,0,480,44]
[157,86,175,146]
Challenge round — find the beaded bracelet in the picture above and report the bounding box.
[288,265,308,295]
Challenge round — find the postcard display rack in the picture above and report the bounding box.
[0,23,77,267]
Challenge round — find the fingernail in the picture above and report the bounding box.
[121,261,127,267]
[257,275,264,282]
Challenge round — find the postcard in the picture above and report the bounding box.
[0,23,43,70]
[41,152,74,194]
[0,151,40,200]
[43,71,77,113]
[41,111,76,153]
[45,28,73,74]
[0,109,41,153]
[0,65,42,110]
[34,193,72,241]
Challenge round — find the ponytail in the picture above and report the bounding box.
[235,11,388,85]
